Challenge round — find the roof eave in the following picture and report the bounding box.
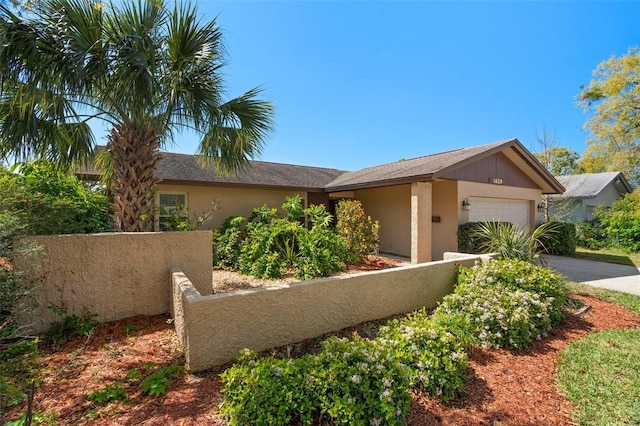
[325,174,435,192]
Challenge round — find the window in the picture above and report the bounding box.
[158,193,187,231]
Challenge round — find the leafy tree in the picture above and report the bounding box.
[595,188,640,252]
[577,47,640,187]
[0,0,274,232]
[0,162,111,236]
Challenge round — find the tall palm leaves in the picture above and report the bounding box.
[0,0,274,231]
[473,221,560,265]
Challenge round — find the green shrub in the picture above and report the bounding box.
[312,335,412,426]
[458,259,567,325]
[378,310,467,401]
[221,350,317,426]
[238,197,347,280]
[435,260,568,349]
[575,220,606,250]
[336,199,380,263]
[0,163,111,235]
[539,221,576,255]
[435,282,552,350]
[596,189,640,252]
[294,226,347,280]
[213,215,247,269]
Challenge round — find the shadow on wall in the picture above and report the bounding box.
[15,231,213,334]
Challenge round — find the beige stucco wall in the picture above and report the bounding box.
[432,180,459,260]
[172,254,481,371]
[16,232,212,333]
[355,184,412,257]
[457,181,543,228]
[157,183,308,230]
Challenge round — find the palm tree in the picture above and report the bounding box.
[0,0,274,231]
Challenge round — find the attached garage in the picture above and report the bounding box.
[469,197,530,229]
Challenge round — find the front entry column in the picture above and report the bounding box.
[411,181,432,263]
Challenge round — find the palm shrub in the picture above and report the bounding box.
[336,200,380,263]
[472,221,560,265]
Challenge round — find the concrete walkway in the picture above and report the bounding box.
[545,254,640,295]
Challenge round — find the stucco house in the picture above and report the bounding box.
[550,172,632,221]
[82,138,564,263]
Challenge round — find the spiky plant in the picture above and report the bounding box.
[473,221,560,265]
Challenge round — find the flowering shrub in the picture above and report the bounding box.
[458,259,567,325]
[435,260,567,350]
[436,282,553,349]
[312,335,412,425]
[378,310,467,400]
[221,350,317,426]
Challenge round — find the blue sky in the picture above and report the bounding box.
[168,1,639,171]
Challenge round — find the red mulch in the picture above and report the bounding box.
[6,294,640,425]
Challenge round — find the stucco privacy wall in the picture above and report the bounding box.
[16,231,212,333]
[172,254,481,372]
[156,183,308,230]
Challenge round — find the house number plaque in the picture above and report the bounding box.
[490,177,503,185]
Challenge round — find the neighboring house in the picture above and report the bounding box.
[550,172,632,221]
[81,138,564,263]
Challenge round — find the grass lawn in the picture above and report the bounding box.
[573,247,640,268]
[559,284,640,426]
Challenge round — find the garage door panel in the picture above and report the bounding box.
[469,198,530,229]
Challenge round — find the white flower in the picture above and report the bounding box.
[350,375,361,384]
[382,378,393,388]
[371,418,383,426]
[380,389,391,399]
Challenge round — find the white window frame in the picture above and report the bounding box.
[157,192,188,231]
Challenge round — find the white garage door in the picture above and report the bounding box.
[469,198,530,229]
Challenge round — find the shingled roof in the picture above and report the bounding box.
[80,150,345,191]
[552,172,632,199]
[325,138,563,193]
[80,139,564,194]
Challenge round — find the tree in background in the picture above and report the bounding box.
[531,126,580,222]
[577,47,640,188]
[532,127,579,177]
[0,0,274,232]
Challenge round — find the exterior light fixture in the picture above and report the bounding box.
[537,202,545,213]
[462,198,471,211]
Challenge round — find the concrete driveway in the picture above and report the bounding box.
[545,254,640,295]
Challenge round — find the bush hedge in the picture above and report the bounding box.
[540,221,576,255]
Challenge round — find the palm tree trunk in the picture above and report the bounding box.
[108,121,161,232]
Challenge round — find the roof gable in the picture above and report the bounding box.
[325,138,564,194]
[553,172,632,199]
